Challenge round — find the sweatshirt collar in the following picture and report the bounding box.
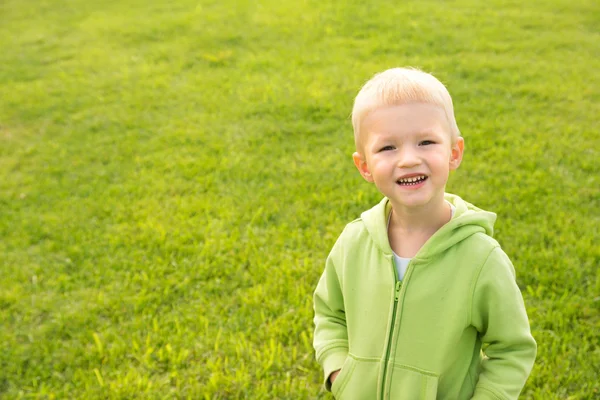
[360,194,497,259]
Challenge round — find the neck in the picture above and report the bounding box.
[388,196,451,234]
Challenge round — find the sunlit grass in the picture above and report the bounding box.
[0,0,598,398]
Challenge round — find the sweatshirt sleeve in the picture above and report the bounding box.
[313,248,349,390]
[470,247,537,400]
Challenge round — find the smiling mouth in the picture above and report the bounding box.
[396,175,428,186]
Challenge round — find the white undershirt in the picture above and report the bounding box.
[390,201,456,280]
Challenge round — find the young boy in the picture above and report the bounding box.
[313,68,536,399]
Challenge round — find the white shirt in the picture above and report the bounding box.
[390,202,456,280]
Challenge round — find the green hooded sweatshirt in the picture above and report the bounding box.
[313,194,536,400]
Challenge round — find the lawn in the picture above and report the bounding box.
[0,0,598,398]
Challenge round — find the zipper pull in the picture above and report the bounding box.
[394,281,402,301]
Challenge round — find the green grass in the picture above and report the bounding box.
[1,0,599,398]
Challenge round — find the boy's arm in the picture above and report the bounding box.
[313,251,348,390]
[470,247,537,400]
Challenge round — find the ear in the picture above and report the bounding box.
[353,152,374,182]
[449,137,464,170]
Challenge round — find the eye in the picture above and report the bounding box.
[419,140,435,146]
[379,145,395,152]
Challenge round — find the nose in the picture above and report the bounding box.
[397,146,420,168]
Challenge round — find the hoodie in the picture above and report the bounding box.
[313,194,536,399]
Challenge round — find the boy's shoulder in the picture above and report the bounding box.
[338,197,390,247]
[464,229,501,250]
[328,206,386,261]
[334,216,372,248]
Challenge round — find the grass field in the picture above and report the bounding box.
[1,0,599,398]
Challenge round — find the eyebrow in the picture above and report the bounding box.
[370,128,443,141]
[414,129,444,137]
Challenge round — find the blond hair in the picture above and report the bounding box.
[352,67,460,150]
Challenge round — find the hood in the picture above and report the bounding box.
[360,194,497,260]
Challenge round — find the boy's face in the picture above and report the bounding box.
[353,103,464,210]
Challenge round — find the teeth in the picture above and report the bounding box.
[397,175,426,185]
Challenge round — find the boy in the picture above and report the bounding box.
[313,68,536,399]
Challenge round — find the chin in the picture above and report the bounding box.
[390,192,443,209]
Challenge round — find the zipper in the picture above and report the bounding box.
[394,281,402,301]
[381,260,415,399]
[380,265,402,399]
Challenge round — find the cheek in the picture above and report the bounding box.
[368,156,384,169]
[372,158,394,173]
[429,155,452,173]
[434,151,453,164]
